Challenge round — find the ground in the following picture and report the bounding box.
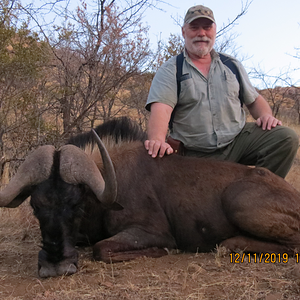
[1,203,300,300]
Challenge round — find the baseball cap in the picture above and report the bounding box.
[184,5,215,24]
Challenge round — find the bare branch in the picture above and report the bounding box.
[216,0,252,38]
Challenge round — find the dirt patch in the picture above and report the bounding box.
[1,204,300,300]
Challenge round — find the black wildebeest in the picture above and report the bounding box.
[1,117,300,278]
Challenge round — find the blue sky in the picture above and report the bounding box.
[143,0,300,87]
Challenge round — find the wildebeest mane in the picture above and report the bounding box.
[67,117,146,150]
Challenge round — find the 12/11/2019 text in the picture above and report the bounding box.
[229,253,299,264]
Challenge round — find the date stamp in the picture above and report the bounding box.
[229,253,300,264]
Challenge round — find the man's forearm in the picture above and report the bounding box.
[145,102,174,157]
[147,103,173,141]
[247,95,272,120]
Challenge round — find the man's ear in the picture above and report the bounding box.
[181,25,186,39]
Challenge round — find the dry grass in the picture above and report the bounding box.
[1,228,300,300]
[1,129,300,299]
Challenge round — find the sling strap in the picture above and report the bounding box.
[218,53,243,104]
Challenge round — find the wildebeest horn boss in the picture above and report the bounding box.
[1,116,300,278]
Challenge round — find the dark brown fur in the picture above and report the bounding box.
[82,139,300,263]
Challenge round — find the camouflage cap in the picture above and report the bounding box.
[184,5,215,24]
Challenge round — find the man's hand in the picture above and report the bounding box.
[144,140,174,158]
[256,114,282,130]
[247,95,282,130]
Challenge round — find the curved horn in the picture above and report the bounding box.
[59,133,117,207]
[91,129,118,206]
[0,145,56,207]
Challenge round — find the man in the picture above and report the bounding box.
[144,5,298,178]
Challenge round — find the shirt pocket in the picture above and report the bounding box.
[223,70,240,100]
[178,77,198,105]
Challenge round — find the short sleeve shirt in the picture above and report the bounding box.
[146,50,259,152]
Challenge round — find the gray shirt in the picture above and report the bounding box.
[146,50,259,152]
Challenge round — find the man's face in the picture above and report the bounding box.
[182,18,216,58]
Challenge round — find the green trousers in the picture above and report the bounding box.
[184,123,299,178]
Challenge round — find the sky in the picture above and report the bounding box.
[142,0,300,88]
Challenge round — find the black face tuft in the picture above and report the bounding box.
[31,181,85,257]
[30,151,86,269]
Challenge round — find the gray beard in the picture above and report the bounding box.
[195,48,211,57]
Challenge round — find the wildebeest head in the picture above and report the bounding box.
[0,132,118,277]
